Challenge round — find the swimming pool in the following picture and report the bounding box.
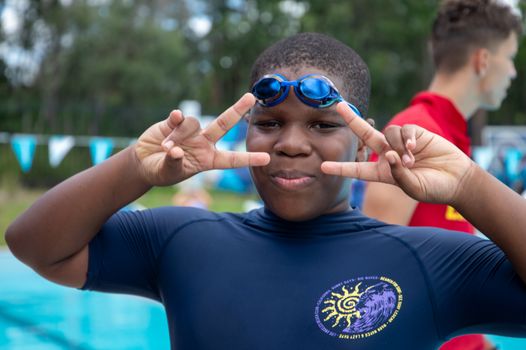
[1,250,525,349]
[0,250,169,349]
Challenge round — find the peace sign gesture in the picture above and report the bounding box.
[135,93,270,186]
[321,103,476,205]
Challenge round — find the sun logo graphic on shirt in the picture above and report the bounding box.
[315,276,403,340]
[322,282,373,328]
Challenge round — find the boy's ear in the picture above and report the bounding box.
[473,48,490,77]
[355,118,375,162]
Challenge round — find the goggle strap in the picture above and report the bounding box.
[347,103,362,117]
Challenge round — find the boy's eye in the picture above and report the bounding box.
[311,122,341,130]
[254,120,281,129]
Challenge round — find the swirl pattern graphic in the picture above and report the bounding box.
[315,276,402,339]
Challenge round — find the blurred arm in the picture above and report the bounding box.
[362,181,417,225]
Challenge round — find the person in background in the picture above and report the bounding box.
[364,3,522,347]
[172,175,213,209]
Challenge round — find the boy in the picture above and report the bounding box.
[363,3,522,346]
[6,33,526,349]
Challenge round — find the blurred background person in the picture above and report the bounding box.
[363,1,522,349]
[172,176,213,209]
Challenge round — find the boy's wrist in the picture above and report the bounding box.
[451,161,483,211]
[126,145,155,191]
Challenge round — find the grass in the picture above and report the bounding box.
[0,186,259,247]
[138,186,258,212]
[0,187,44,246]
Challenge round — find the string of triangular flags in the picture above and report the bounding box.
[0,132,136,173]
[1,122,248,176]
[6,129,526,192]
[1,123,254,193]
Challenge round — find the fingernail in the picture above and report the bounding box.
[170,147,182,158]
[402,154,411,165]
[163,140,174,150]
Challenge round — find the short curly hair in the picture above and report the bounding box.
[249,32,371,117]
[431,0,523,73]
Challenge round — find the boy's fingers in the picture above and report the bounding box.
[336,103,390,155]
[383,126,405,151]
[401,127,417,167]
[162,117,200,151]
[321,161,394,184]
[385,150,419,194]
[213,151,270,169]
[401,125,417,151]
[159,110,185,136]
[202,93,256,144]
[168,146,184,159]
[384,125,416,167]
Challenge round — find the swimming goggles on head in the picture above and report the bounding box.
[251,73,362,117]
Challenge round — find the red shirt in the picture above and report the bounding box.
[379,91,474,234]
[371,92,483,350]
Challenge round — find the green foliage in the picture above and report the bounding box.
[2,0,526,168]
[192,0,295,114]
[2,0,192,136]
[300,0,437,126]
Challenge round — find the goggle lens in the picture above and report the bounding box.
[300,77,331,100]
[254,77,281,99]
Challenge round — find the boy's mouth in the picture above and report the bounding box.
[270,170,316,191]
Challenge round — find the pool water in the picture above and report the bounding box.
[0,251,169,349]
[490,335,526,350]
[1,250,525,349]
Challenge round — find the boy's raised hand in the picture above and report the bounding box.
[322,102,476,205]
[134,93,270,186]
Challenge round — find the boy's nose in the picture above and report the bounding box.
[511,64,517,79]
[274,125,312,157]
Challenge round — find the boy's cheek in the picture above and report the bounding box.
[246,135,270,153]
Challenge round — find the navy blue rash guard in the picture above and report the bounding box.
[82,207,526,349]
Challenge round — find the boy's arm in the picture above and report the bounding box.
[452,163,526,282]
[5,94,269,288]
[323,102,526,283]
[6,148,150,288]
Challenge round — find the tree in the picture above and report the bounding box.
[2,0,192,136]
[300,0,436,126]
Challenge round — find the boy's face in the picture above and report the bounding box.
[479,32,518,110]
[246,67,359,221]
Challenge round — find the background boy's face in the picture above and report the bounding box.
[479,32,518,110]
[246,67,359,221]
